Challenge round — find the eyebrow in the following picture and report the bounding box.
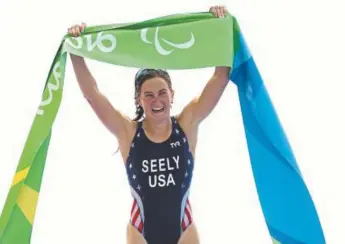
[143,89,167,95]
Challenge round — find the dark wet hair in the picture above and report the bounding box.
[133,68,172,121]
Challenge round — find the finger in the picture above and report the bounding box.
[74,25,81,37]
[221,6,227,17]
[71,26,77,37]
[209,6,216,16]
[216,6,222,18]
[81,22,86,32]
[219,6,224,17]
[75,26,81,36]
[209,6,214,15]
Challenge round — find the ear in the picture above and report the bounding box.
[135,97,142,107]
[170,89,175,104]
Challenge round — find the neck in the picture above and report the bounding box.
[144,116,172,135]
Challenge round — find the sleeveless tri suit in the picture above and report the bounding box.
[125,116,194,244]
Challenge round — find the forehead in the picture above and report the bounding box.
[140,77,169,92]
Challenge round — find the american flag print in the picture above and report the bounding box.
[130,199,144,232]
[181,198,193,231]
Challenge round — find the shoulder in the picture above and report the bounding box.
[176,97,199,129]
[175,99,200,137]
[116,117,140,163]
[119,115,139,143]
[175,108,199,155]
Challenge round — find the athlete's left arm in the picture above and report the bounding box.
[178,5,231,126]
[178,67,230,128]
[194,67,230,122]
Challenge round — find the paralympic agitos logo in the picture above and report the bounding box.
[141,26,195,55]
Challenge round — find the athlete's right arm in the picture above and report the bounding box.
[68,24,133,141]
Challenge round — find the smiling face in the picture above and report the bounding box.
[137,76,174,121]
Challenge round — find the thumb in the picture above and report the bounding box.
[81,22,87,31]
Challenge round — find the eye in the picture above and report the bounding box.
[159,90,167,96]
[145,93,154,98]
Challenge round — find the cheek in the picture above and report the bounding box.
[140,99,152,110]
[158,95,170,105]
[167,94,173,103]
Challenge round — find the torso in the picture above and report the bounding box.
[119,116,198,244]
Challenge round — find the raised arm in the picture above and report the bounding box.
[178,66,230,125]
[68,23,132,142]
[178,6,231,126]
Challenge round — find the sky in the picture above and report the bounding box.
[0,0,344,243]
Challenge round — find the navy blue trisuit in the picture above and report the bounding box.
[125,116,195,244]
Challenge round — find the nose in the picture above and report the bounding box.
[152,93,162,102]
[152,95,165,105]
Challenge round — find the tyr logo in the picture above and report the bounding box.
[170,141,181,148]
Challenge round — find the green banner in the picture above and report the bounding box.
[0,12,234,243]
[63,13,233,68]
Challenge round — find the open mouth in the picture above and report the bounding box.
[152,106,165,114]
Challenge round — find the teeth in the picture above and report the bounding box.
[152,106,164,113]
[152,107,164,111]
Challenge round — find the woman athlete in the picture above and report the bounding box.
[68,5,230,244]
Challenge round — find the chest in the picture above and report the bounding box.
[127,137,193,190]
